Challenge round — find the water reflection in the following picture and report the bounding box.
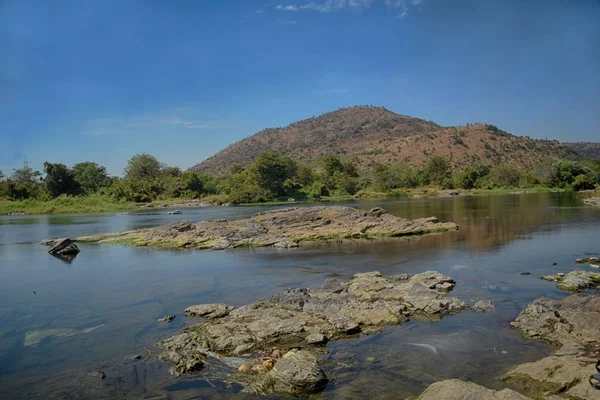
[0,192,598,399]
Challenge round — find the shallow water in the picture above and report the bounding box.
[0,193,598,399]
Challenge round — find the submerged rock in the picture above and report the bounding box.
[473,300,495,313]
[156,271,466,394]
[540,270,600,291]
[44,237,81,256]
[414,379,532,400]
[76,206,459,250]
[158,315,176,323]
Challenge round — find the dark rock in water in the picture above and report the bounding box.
[46,238,80,256]
[158,315,176,323]
[166,210,183,215]
[124,354,142,360]
[88,370,106,379]
[520,272,531,275]
[245,349,328,395]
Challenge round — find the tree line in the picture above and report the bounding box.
[1,153,598,204]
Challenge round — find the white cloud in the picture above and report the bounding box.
[276,4,299,11]
[255,9,266,14]
[291,0,420,16]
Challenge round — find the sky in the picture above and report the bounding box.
[1,0,599,176]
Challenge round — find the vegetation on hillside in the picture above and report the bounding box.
[1,151,598,214]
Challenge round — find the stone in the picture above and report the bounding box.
[415,379,532,400]
[473,300,495,313]
[184,304,235,319]
[245,349,328,395]
[520,272,531,275]
[158,315,176,323]
[365,356,377,363]
[305,333,327,345]
[45,238,80,256]
[166,210,183,215]
[76,206,459,250]
[87,370,106,379]
[156,271,466,375]
[583,196,600,206]
[540,270,600,291]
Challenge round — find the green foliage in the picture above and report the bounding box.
[0,194,135,215]
[296,164,316,186]
[323,155,345,177]
[6,167,45,200]
[43,162,80,198]
[571,175,595,191]
[249,152,297,196]
[72,162,111,194]
[454,166,490,189]
[228,183,271,204]
[550,161,586,188]
[487,165,522,188]
[124,153,162,181]
[423,156,452,186]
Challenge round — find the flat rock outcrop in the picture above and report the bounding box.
[157,271,466,394]
[76,206,458,250]
[505,294,600,399]
[414,379,532,400]
[583,196,600,206]
[540,270,600,292]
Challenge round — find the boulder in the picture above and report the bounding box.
[414,379,532,400]
[245,349,328,395]
[473,300,495,313]
[540,270,600,292]
[46,238,80,256]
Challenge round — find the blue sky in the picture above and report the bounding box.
[1,0,599,176]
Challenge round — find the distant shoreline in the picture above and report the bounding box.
[0,187,571,216]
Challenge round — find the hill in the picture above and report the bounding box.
[190,106,594,174]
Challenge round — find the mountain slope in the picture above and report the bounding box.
[190,106,590,174]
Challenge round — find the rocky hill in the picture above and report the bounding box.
[190,106,596,174]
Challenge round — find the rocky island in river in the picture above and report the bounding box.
[76,206,458,250]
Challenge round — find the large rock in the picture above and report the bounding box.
[583,196,600,206]
[245,349,328,395]
[44,237,80,256]
[157,271,466,377]
[76,206,458,250]
[540,270,600,292]
[415,379,532,400]
[506,294,600,399]
[184,303,235,319]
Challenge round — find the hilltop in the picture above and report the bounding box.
[190,106,598,174]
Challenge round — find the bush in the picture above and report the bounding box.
[571,175,595,191]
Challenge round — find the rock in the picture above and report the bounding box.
[415,379,532,400]
[76,206,459,250]
[158,315,176,323]
[510,294,600,348]
[503,355,600,399]
[473,300,495,313]
[389,274,410,281]
[156,271,466,375]
[87,370,106,379]
[184,303,235,319]
[287,198,295,202]
[245,349,328,395]
[448,190,460,196]
[158,333,207,375]
[46,238,80,256]
[365,356,377,363]
[238,364,251,374]
[520,272,531,275]
[583,196,600,206]
[166,210,183,215]
[540,270,600,291]
[124,354,142,360]
[305,333,327,345]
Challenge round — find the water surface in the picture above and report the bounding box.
[0,193,598,399]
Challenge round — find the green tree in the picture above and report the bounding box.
[7,166,44,200]
[0,170,4,180]
[249,152,296,196]
[296,164,315,186]
[323,155,345,177]
[550,161,586,188]
[488,165,522,188]
[423,156,452,186]
[571,175,595,191]
[124,154,162,181]
[72,162,110,194]
[181,172,204,197]
[43,162,80,197]
[454,165,490,189]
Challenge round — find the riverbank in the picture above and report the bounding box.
[1,187,572,216]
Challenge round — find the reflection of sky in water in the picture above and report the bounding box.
[0,192,599,398]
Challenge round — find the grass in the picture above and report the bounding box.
[0,194,137,215]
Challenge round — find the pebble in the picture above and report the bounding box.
[366,356,377,363]
[88,370,106,379]
[158,315,176,323]
[520,272,531,275]
[238,364,251,374]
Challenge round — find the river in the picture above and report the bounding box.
[0,192,598,399]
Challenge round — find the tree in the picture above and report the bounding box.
[124,154,162,181]
[8,166,44,199]
[72,162,110,194]
[572,175,595,191]
[550,161,586,188]
[181,172,204,197]
[324,155,345,177]
[454,165,490,189]
[43,162,80,197]
[488,165,521,188]
[423,156,452,186]
[0,170,4,180]
[249,152,296,196]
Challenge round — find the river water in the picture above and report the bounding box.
[0,192,598,399]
